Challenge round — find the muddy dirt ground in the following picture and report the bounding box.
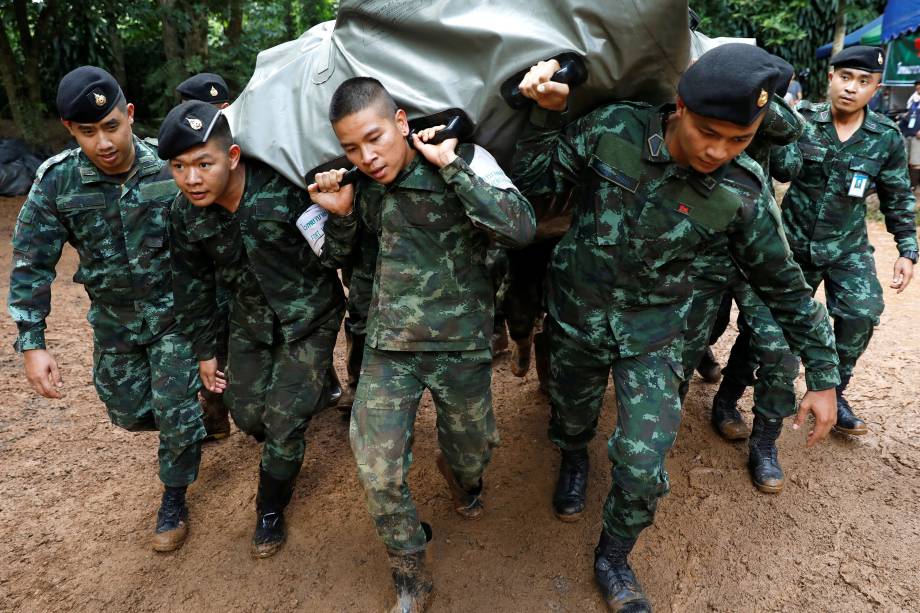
[1,194,918,612]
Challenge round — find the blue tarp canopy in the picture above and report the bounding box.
[815,16,882,59]
[882,0,920,43]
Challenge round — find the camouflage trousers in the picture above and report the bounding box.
[224,318,337,480]
[350,346,497,552]
[545,316,682,541]
[798,249,883,378]
[93,329,206,487]
[681,267,798,421]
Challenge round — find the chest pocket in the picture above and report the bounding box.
[799,142,828,163]
[57,192,116,259]
[397,169,465,230]
[847,156,882,180]
[588,133,645,246]
[139,179,177,249]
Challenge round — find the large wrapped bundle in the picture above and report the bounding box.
[225,0,690,188]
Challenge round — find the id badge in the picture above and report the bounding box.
[848,172,869,198]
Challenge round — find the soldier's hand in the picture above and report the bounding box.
[199,358,227,394]
[412,125,458,169]
[23,349,63,399]
[891,257,913,293]
[518,59,569,112]
[793,388,836,447]
[308,169,355,216]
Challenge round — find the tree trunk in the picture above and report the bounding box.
[157,0,184,87]
[283,0,295,41]
[12,0,43,109]
[227,0,244,46]
[831,0,848,56]
[107,17,128,87]
[0,21,41,144]
[185,3,210,63]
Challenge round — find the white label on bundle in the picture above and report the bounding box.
[468,144,519,192]
[296,203,328,256]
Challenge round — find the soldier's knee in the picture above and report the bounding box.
[612,463,670,501]
[758,351,799,381]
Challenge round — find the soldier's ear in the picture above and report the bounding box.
[125,103,135,125]
[227,143,242,169]
[395,109,410,136]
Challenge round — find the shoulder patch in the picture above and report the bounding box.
[34,148,77,184]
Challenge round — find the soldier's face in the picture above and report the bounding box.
[63,104,136,175]
[827,68,880,113]
[169,140,241,207]
[670,101,762,174]
[333,105,413,185]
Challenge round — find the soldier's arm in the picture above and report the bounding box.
[510,106,597,200]
[7,182,67,352]
[440,150,536,248]
[727,186,840,392]
[875,131,918,256]
[769,142,803,183]
[760,95,805,146]
[319,208,361,269]
[167,201,219,361]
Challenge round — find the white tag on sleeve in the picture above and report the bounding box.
[468,144,519,192]
[909,115,917,129]
[296,204,328,256]
[848,172,869,198]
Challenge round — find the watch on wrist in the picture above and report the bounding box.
[900,250,918,264]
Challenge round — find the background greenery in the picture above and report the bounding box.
[0,0,889,147]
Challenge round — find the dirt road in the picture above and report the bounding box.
[1,195,917,612]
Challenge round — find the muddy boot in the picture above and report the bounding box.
[200,391,231,442]
[711,380,749,441]
[695,347,722,383]
[152,485,189,552]
[594,531,651,612]
[326,369,343,409]
[553,448,588,522]
[747,416,784,494]
[509,331,534,377]
[435,452,483,519]
[386,523,434,613]
[834,376,867,435]
[252,466,296,559]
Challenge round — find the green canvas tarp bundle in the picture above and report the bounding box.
[224,0,690,188]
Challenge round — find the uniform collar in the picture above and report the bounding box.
[78,136,160,185]
[643,105,674,163]
[392,153,445,192]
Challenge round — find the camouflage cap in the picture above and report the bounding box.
[678,43,781,126]
[157,100,223,160]
[175,73,230,104]
[56,66,124,123]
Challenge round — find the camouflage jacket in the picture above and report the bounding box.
[8,137,179,352]
[169,158,344,360]
[512,102,839,391]
[693,95,806,280]
[774,101,918,265]
[322,145,536,352]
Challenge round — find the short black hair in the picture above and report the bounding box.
[115,93,127,114]
[208,114,234,151]
[328,77,398,124]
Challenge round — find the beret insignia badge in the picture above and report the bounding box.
[94,92,107,107]
[756,89,768,108]
[186,116,203,130]
[878,52,884,66]
[209,85,219,97]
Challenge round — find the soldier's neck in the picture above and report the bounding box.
[830,104,866,142]
[215,160,247,213]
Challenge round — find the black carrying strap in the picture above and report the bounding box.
[500,52,588,110]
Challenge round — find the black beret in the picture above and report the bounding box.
[830,45,885,74]
[679,43,781,126]
[175,73,230,104]
[56,66,123,123]
[770,55,795,98]
[157,101,224,160]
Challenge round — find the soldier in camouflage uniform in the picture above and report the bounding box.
[513,45,840,611]
[771,46,917,436]
[680,80,808,494]
[7,67,206,552]
[159,101,345,558]
[309,77,535,612]
[174,72,235,440]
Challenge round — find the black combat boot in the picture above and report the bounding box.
[834,375,867,435]
[695,347,722,383]
[510,330,534,377]
[252,465,296,558]
[594,531,651,612]
[747,416,784,494]
[553,448,589,521]
[326,369,343,408]
[152,485,189,552]
[710,379,749,440]
[386,523,434,613]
